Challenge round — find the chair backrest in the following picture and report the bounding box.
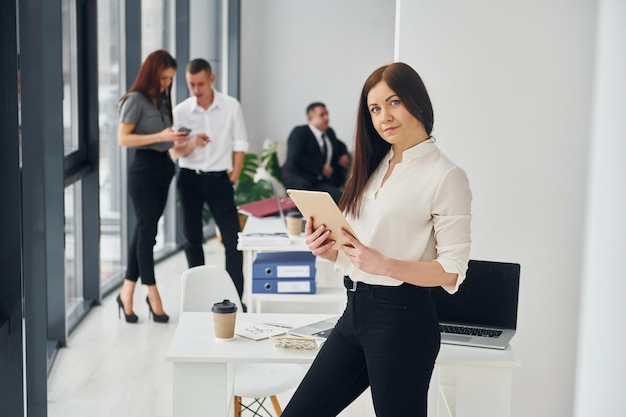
[180,265,243,315]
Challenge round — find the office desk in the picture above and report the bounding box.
[166,312,520,417]
[166,312,331,417]
[428,345,520,417]
[238,216,345,313]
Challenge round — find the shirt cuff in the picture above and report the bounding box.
[334,251,352,276]
[233,139,249,153]
[435,258,468,295]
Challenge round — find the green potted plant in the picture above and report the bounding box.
[234,139,282,206]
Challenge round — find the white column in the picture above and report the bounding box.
[574,1,626,416]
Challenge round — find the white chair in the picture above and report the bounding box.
[180,265,304,416]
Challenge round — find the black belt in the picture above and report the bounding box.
[343,276,385,292]
[182,168,227,178]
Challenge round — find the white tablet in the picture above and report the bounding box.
[286,189,357,250]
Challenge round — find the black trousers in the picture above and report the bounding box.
[176,168,244,298]
[125,149,175,286]
[282,277,440,417]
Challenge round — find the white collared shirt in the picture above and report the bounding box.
[173,89,249,172]
[308,124,332,165]
[334,139,472,294]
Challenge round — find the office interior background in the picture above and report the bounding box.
[1,0,624,416]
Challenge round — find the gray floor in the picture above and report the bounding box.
[47,238,374,417]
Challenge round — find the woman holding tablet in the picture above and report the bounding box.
[282,62,472,416]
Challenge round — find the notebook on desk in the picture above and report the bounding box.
[431,259,521,350]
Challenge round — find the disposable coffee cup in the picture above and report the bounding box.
[211,299,238,340]
[286,212,304,236]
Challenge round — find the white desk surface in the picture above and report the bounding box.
[238,238,308,251]
[166,312,520,368]
[166,312,332,364]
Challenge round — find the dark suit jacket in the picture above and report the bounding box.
[281,125,350,188]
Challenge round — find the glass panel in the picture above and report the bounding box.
[65,181,83,315]
[61,0,79,155]
[142,0,177,256]
[97,0,125,287]
[141,0,172,58]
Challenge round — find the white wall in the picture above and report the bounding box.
[238,0,625,415]
[240,0,395,154]
[396,1,597,416]
[574,1,626,416]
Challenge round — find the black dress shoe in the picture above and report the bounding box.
[146,296,169,323]
[116,295,138,323]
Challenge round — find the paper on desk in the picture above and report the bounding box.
[238,216,290,245]
[235,321,287,341]
[277,281,312,293]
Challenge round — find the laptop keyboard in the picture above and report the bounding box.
[312,328,333,339]
[440,324,503,338]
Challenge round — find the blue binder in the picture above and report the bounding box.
[252,278,316,294]
[252,251,316,280]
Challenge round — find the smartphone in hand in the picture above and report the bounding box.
[178,127,191,135]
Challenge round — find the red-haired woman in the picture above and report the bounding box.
[283,62,472,416]
[116,49,187,323]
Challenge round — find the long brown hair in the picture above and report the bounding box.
[119,49,177,123]
[339,62,434,218]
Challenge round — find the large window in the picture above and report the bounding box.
[62,0,85,321]
[97,0,179,293]
[141,0,173,58]
[62,0,79,156]
[97,0,125,290]
[64,181,83,314]
[141,0,178,256]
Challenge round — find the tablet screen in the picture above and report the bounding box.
[286,189,357,250]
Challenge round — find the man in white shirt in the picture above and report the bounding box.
[170,58,249,303]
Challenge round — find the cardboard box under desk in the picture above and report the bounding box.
[252,252,316,294]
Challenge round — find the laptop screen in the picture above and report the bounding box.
[430,259,521,330]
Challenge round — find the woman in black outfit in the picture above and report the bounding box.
[116,50,187,323]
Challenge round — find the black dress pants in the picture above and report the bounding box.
[177,168,244,298]
[125,149,175,285]
[282,278,441,417]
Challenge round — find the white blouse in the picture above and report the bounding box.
[335,139,472,294]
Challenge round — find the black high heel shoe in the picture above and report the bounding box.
[146,296,169,323]
[116,295,138,323]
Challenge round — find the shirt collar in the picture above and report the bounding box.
[191,88,222,113]
[308,124,324,139]
[388,137,436,162]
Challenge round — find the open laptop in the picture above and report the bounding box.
[289,260,520,348]
[431,259,521,350]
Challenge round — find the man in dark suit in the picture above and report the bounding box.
[281,102,351,202]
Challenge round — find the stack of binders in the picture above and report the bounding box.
[252,251,317,294]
